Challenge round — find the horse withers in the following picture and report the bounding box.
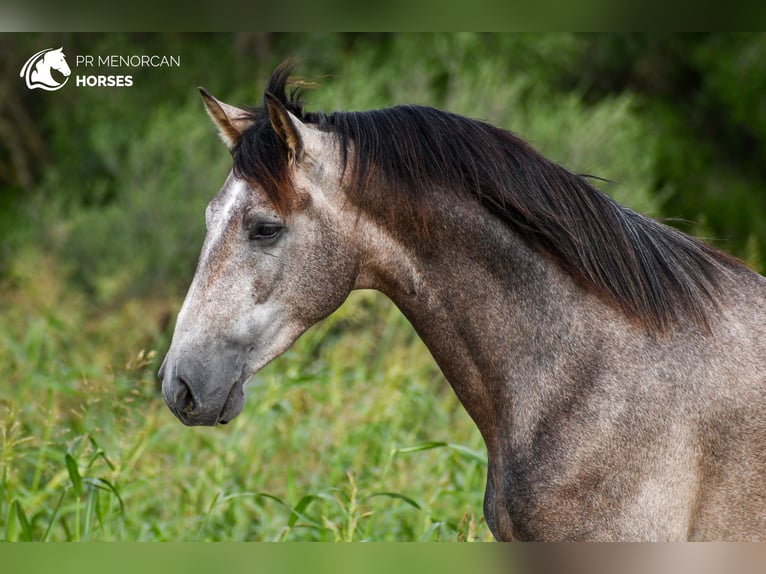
[159,63,766,541]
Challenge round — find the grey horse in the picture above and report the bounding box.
[160,63,766,541]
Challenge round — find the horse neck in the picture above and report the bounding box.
[356,190,617,451]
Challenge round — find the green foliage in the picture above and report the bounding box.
[573,33,766,271]
[0,273,491,540]
[1,33,764,541]
[56,98,230,301]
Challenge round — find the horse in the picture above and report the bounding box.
[20,47,71,91]
[159,62,766,541]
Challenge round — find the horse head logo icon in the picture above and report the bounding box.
[20,47,71,91]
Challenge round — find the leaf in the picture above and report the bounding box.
[85,477,125,514]
[394,441,448,454]
[252,492,324,530]
[14,500,33,541]
[254,492,286,507]
[287,494,319,528]
[87,436,116,471]
[394,441,488,466]
[65,453,82,497]
[446,443,488,466]
[82,488,96,541]
[41,491,66,542]
[365,491,422,510]
[420,520,446,541]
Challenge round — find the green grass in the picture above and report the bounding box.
[0,252,491,541]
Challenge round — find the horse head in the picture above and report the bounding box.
[160,72,364,426]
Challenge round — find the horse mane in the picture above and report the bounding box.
[233,62,741,332]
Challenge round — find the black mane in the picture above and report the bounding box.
[233,62,741,332]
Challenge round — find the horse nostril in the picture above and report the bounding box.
[175,376,196,415]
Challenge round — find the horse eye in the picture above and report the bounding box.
[248,222,283,241]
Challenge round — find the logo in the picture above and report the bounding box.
[20,47,180,92]
[20,47,71,91]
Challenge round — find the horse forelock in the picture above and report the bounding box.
[231,62,316,215]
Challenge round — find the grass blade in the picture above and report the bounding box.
[255,492,324,530]
[394,441,448,454]
[420,520,446,541]
[395,441,487,466]
[85,477,125,514]
[287,494,318,528]
[82,488,96,541]
[446,443,488,466]
[65,453,82,497]
[365,491,422,510]
[195,490,221,541]
[41,490,67,542]
[87,436,116,471]
[14,500,33,541]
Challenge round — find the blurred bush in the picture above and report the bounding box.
[2,33,764,304]
[574,33,766,270]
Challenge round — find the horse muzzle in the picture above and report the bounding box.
[159,354,247,426]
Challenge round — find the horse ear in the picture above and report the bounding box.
[264,91,303,164]
[198,87,253,150]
